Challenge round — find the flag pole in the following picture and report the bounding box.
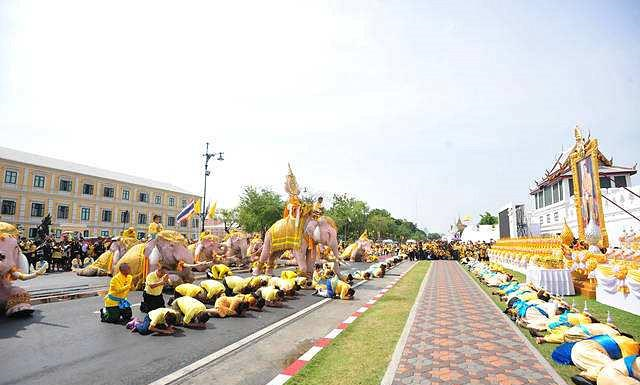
[201,142,224,233]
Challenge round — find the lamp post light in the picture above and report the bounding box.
[201,142,224,233]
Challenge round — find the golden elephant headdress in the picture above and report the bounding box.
[122,227,136,239]
[0,222,19,240]
[157,230,188,246]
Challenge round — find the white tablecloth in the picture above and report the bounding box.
[526,267,575,295]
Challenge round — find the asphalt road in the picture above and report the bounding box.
[0,262,376,385]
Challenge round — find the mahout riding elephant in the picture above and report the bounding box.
[0,222,47,317]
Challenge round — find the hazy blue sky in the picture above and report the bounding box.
[1,1,639,232]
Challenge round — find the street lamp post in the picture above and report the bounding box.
[201,142,224,233]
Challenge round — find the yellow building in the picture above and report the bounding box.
[0,146,200,240]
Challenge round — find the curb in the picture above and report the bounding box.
[265,261,420,385]
[31,288,107,305]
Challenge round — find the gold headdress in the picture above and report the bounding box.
[359,230,369,240]
[156,230,188,246]
[0,222,19,240]
[199,230,219,242]
[561,220,574,246]
[122,227,136,239]
[284,163,300,196]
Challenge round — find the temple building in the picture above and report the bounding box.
[528,130,638,245]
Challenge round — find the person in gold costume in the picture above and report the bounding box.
[148,215,164,239]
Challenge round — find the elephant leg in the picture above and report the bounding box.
[5,285,34,317]
[253,233,272,276]
[329,239,341,275]
[295,238,310,277]
[306,243,317,276]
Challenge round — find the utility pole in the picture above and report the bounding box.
[201,142,224,233]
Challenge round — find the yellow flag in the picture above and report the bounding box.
[207,201,217,219]
[193,199,202,216]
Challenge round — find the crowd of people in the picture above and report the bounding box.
[19,235,112,273]
[463,258,639,385]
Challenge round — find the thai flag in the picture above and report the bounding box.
[176,200,195,223]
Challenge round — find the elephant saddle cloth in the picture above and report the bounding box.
[269,217,304,252]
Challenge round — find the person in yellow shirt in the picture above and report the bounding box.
[223,275,266,296]
[100,263,133,324]
[199,279,226,303]
[169,296,210,329]
[127,307,178,335]
[173,283,208,302]
[205,295,250,318]
[313,276,355,300]
[256,286,285,307]
[207,264,233,280]
[147,215,164,239]
[268,276,298,297]
[140,265,169,313]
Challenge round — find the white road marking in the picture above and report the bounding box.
[265,374,292,385]
[343,315,357,324]
[324,328,343,339]
[298,346,323,362]
[356,306,368,313]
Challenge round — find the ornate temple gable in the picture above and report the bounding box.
[530,126,636,194]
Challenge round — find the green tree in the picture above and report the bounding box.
[479,211,498,225]
[326,193,369,242]
[218,208,239,233]
[426,232,442,241]
[366,209,395,240]
[237,186,284,235]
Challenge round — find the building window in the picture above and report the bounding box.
[83,184,94,195]
[169,197,175,207]
[57,205,69,220]
[539,216,543,224]
[614,176,627,188]
[81,207,90,221]
[138,213,147,224]
[180,220,187,227]
[181,199,187,207]
[59,179,73,192]
[552,183,559,203]
[101,230,110,237]
[569,178,574,196]
[1,200,16,215]
[28,228,38,238]
[83,230,90,238]
[546,214,551,224]
[103,186,115,198]
[139,192,149,203]
[4,170,17,184]
[33,175,45,188]
[554,211,559,222]
[167,216,176,227]
[154,195,162,205]
[120,210,130,224]
[137,232,145,239]
[191,218,199,227]
[543,186,552,206]
[31,203,44,217]
[600,176,611,189]
[559,181,564,200]
[55,229,62,238]
[102,209,112,222]
[122,189,130,200]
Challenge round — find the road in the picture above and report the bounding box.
[0,262,379,385]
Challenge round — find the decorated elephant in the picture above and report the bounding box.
[76,227,140,276]
[114,230,201,290]
[0,222,47,317]
[189,231,225,265]
[247,234,263,264]
[221,231,250,266]
[253,165,341,277]
[340,231,373,262]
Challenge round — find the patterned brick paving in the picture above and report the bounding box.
[391,261,563,385]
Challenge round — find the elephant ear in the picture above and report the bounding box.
[18,252,30,273]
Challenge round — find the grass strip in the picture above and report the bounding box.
[463,263,640,384]
[287,261,431,385]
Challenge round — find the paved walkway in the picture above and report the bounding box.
[385,261,565,385]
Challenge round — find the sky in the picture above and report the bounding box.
[1,1,639,233]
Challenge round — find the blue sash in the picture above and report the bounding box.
[504,284,521,295]
[548,313,572,330]
[107,294,131,309]
[590,335,622,360]
[624,355,637,378]
[326,278,335,298]
[577,325,592,337]
[517,302,548,319]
